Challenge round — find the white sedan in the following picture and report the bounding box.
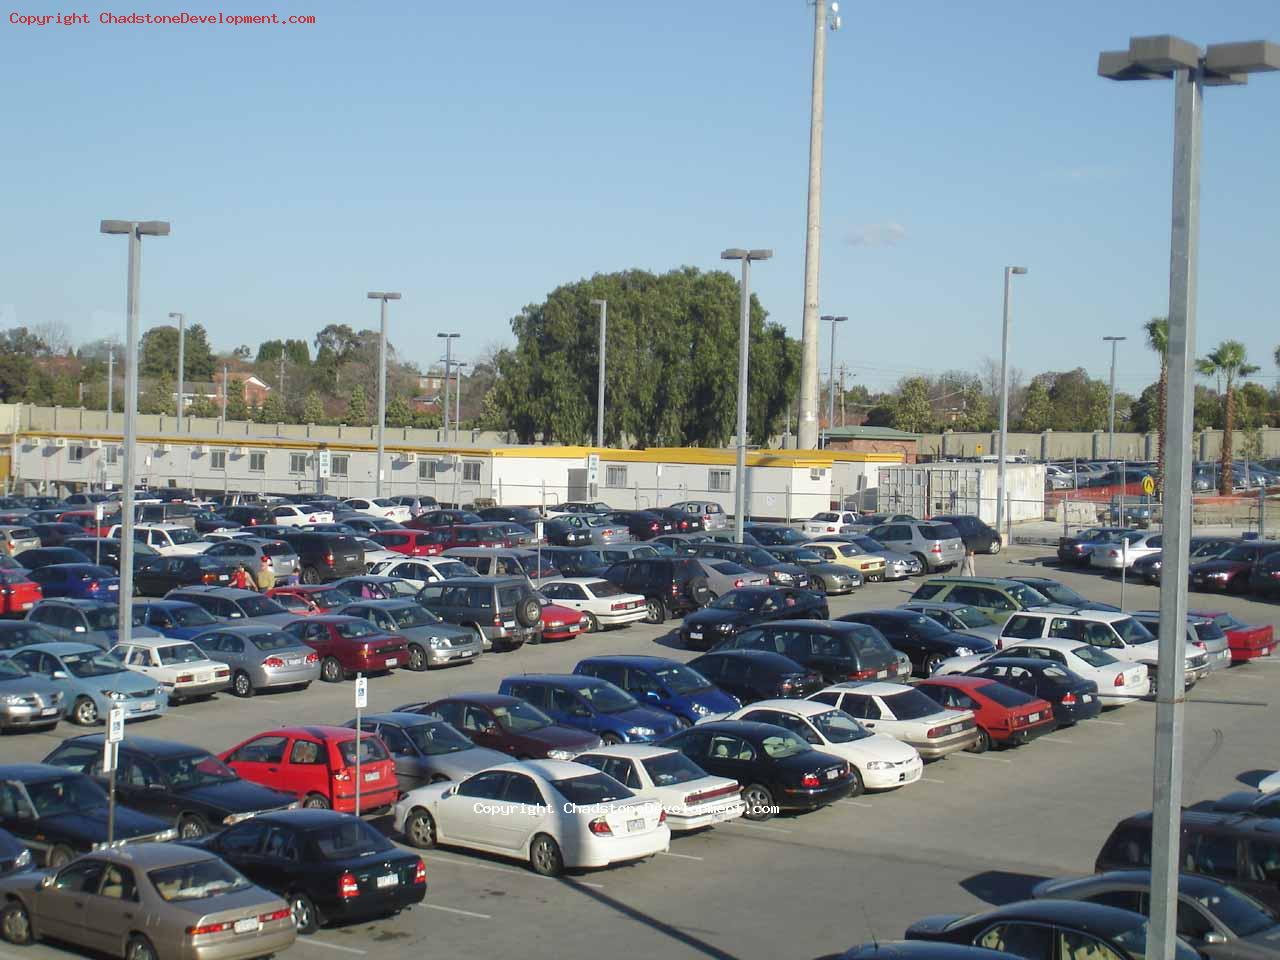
[369,556,475,588]
[108,637,231,701]
[574,744,743,831]
[1089,531,1163,571]
[342,497,412,523]
[392,759,669,876]
[726,699,923,792]
[268,504,334,527]
[806,682,979,760]
[802,512,859,536]
[539,578,648,631]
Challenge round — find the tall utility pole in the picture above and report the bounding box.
[106,349,114,414]
[168,312,185,427]
[995,266,1028,532]
[279,355,286,405]
[798,0,840,450]
[821,315,847,447]
[221,365,228,422]
[454,361,468,443]
[367,292,402,497]
[1099,34,1279,960]
[590,298,607,447]
[1104,336,1127,460]
[437,333,459,440]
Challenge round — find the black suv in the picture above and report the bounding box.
[219,505,275,527]
[606,510,676,541]
[601,557,711,624]
[62,536,162,574]
[931,514,1002,555]
[271,531,364,583]
[416,576,542,650]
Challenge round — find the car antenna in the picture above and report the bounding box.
[862,903,879,951]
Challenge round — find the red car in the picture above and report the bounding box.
[267,584,352,615]
[56,510,116,538]
[220,724,399,814]
[915,675,1055,752]
[368,529,445,557]
[539,599,587,641]
[1189,609,1275,663]
[0,569,42,617]
[428,524,510,550]
[280,614,408,683]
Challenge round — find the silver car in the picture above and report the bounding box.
[554,513,631,545]
[838,534,923,580]
[336,598,482,669]
[865,521,966,573]
[0,657,65,730]
[689,557,769,598]
[0,526,40,557]
[189,623,321,697]
[898,600,1005,647]
[342,711,509,791]
[1131,610,1232,674]
[201,538,301,583]
[668,500,729,531]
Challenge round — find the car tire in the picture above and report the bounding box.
[969,728,991,754]
[912,553,929,572]
[404,809,437,849]
[581,612,600,633]
[407,644,427,672]
[1,901,33,946]
[600,732,622,746]
[177,814,208,839]
[289,892,320,935]
[847,766,865,798]
[72,696,99,726]
[810,577,826,594]
[320,657,343,683]
[301,567,321,585]
[232,671,254,698]
[302,793,329,810]
[988,539,1002,555]
[515,596,541,628]
[126,934,158,960]
[644,598,666,625]
[923,654,943,677]
[529,834,564,877]
[47,845,75,869]
[741,783,775,822]
[688,577,712,607]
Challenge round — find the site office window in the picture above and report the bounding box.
[289,453,307,475]
[418,460,436,481]
[331,455,349,477]
[249,452,266,473]
[462,461,481,483]
[105,446,119,465]
[210,450,226,470]
[708,469,731,492]
[69,444,89,463]
[606,465,627,489]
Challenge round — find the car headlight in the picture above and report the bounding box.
[102,690,129,701]
[1207,571,1230,579]
[954,647,973,657]
[690,702,711,716]
[427,637,448,648]
[546,749,576,761]
[627,726,655,738]
[155,828,178,842]
[865,761,893,771]
[223,811,256,826]
[546,620,563,628]
[0,694,24,706]
[14,848,31,869]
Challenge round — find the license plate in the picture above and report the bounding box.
[949,724,962,734]
[108,584,118,591]
[287,657,302,665]
[1082,694,1093,702]
[876,670,888,679]
[234,918,260,934]
[376,873,398,888]
[40,707,57,716]
[218,575,229,581]
[343,556,356,563]
[364,770,380,782]
[689,631,702,640]
[503,621,515,629]
[826,768,839,780]
[627,818,644,833]
[197,673,211,683]
[1028,712,1040,722]
[140,700,156,711]
[459,650,475,657]
[20,602,32,609]
[385,658,398,667]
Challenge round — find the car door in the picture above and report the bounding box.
[284,736,331,802]
[499,772,550,853]
[973,920,1055,959]
[208,819,271,884]
[28,603,71,641]
[447,771,511,846]
[114,751,177,822]
[458,704,508,753]
[33,857,106,945]
[714,658,754,703]
[225,734,289,788]
[83,861,139,953]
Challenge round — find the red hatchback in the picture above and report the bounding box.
[220,724,399,814]
[368,529,445,557]
[1189,609,1276,662]
[267,584,351,616]
[0,569,42,617]
[280,614,408,683]
[916,675,1055,752]
[539,599,587,641]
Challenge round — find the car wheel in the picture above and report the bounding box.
[126,934,158,960]
[581,612,600,633]
[302,793,330,810]
[1,901,33,945]
[741,783,775,821]
[912,553,929,572]
[847,766,865,798]
[47,845,75,869]
[232,671,254,698]
[404,809,437,849]
[290,892,319,935]
[407,644,427,672]
[923,654,943,677]
[968,728,991,754]
[515,596,541,628]
[644,598,666,625]
[301,567,321,585]
[72,696,99,726]
[177,814,208,839]
[529,834,564,877]
[320,657,343,683]
[811,577,826,593]
[600,732,622,746]
[988,539,1002,555]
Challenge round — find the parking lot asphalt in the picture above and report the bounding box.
[5,544,1280,960]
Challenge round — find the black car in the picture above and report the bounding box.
[686,650,824,705]
[931,514,1002,555]
[185,808,426,933]
[964,657,1102,726]
[476,506,543,527]
[219,505,275,527]
[13,546,92,571]
[652,507,703,533]
[0,763,174,867]
[1007,577,1120,612]
[835,944,1009,960]
[692,542,811,589]
[193,511,242,533]
[408,509,483,529]
[272,531,365,583]
[601,556,712,624]
[1253,550,1280,600]
[538,546,608,576]
[743,523,811,547]
[905,898,1200,960]
[543,518,594,547]
[839,610,994,677]
[679,586,829,650]
[62,536,162,574]
[0,827,32,876]
[709,620,908,685]
[1209,789,1280,819]
[606,510,676,541]
[41,734,296,839]
[29,523,85,548]
[341,712,508,792]
[660,719,854,820]
[133,554,239,596]
[0,621,58,654]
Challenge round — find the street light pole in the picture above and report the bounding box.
[367,292,402,498]
[454,361,468,443]
[106,349,114,414]
[995,266,1028,533]
[168,312,185,428]
[437,333,459,441]
[722,248,773,541]
[100,219,170,659]
[1099,34,1278,960]
[590,298,607,447]
[1104,336,1127,460]
[821,315,847,447]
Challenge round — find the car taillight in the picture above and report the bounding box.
[658,809,666,824]
[186,921,233,936]
[679,521,689,530]
[89,580,100,591]
[305,652,319,664]
[260,908,290,924]
[930,545,942,554]
[176,674,194,684]
[589,817,612,836]
[1113,673,1125,687]
[801,773,821,788]
[610,601,628,611]
[309,516,317,523]
[849,668,878,680]
[339,872,360,898]
[414,859,426,884]
[650,523,659,531]
[926,725,949,738]
[202,573,217,583]
[671,582,679,596]
[1193,640,1206,649]
[1061,691,1077,705]
[263,656,285,668]
[493,615,503,626]
[334,768,351,782]
[325,551,335,566]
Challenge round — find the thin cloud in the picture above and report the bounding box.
[844,222,907,247]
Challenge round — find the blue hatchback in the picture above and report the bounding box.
[132,600,221,640]
[573,655,740,724]
[498,673,684,743]
[25,564,120,600]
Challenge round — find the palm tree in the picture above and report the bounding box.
[1143,317,1168,497]
[1196,340,1260,495]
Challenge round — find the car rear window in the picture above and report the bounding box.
[307,817,393,859]
[260,542,295,557]
[978,683,1036,708]
[338,736,389,766]
[920,524,961,540]
[1193,622,1227,643]
[497,586,528,608]
[552,772,634,805]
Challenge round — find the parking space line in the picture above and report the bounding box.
[839,800,874,808]
[300,940,367,955]
[425,904,492,919]
[1090,719,1126,726]
[1041,738,1076,744]
[922,777,946,784]
[426,852,605,888]
[726,821,792,834]
[659,851,705,861]
[953,752,1012,763]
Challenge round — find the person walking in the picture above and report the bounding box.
[961,546,977,578]
[255,557,275,593]
[232,563,255,591]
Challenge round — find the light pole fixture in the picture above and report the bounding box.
[995,266,1028,535]
[437,333,460,442]
[821,315,847,447]
[453,361,468,443]
[168,312,185,427]
[1099,34,1278,960]
[721,248,773,542]
[99,219,169,700]
[589,298,607,448]
[367,292,402,497]
[1103,336,1127,460]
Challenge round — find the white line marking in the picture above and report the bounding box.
[424,904,492,919]
[426,852,603,887]
[727,821,792,834]
[922,777,946,784]
[1090,719,1126,726]
[1041,738,1076,744]
[301,940,367,955]
[659,851,705,861]
[839,800,874,808]
[953,752,1012,763]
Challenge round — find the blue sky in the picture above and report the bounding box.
[2,0,1278,395]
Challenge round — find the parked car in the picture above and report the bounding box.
[841,610,994,677]
[203,537,302,584]
[1006,576,1120,612]
[0,656,64,731]
[117,523,211,557]
[61,537,161,576]
[686,650,824,705]
[14,546,92,571]
[1191,540,1280,594]
[679,586,829,650]
[185,808,425,932]
[743,523,811,547]
[543,517,595,547]
[331,574,420,601]
[132,599,221,640]
[898,601,1004,646]
[915,675,1054,751]
[1057,526,1133,567]
[936,636,1150,705]
[573,654,740,724]
[408,509,484,529]
[397,693,602,760]
[0,526,40,557]
[575,743,744,830]
[1187,609,1276,662]
[1090,531,1164,571]
[605,510,679,541]
[1130,610,1231,674]
[24,563,119,601]
[806,681,979,759]
[1249,549,1280,600]
[268,503,335,526]
[907,576,1052,624]
[30,523,87,548]
[9,642,167,726]
[341,497,412,523]
[538,577,647,632]
[931,514,1003,555]
[341,712,508,792]
[690,542,811,589]
[802,511,860,536]
[134,554,241,596]
[961,658,1103,726]
[709,619,911,684]
[367,528,445,558]
[163,586,295,625]
[0,621,57,654]
[279,615,407,682]
[415,575,542,651]
[0,569,41,618]
[190,623,321,696]
[864,520,965,572]
[270,531,365,584]
[442,547,561,586]
[109,636,231,702]
[499,674,683,744]
[389,494,439,517]
[337,598,481,670]
[368,555,475,588]
[261,583,346,615]
[758,546,861,594]
[26,598,160,648]
[669,500,729,531]
[598,556,711,625]
[805,539,888,582]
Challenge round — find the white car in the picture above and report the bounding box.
[369,556,475,588]
[342,497,412,523]
[726,699,923,792]
[268,504,335,527]
[807,682,979,760]
[802,512,859,536]
[932,636,1150,706]
[1089,531,1163,571]
[108,637,231,701]
[392,759,670,876]
[574,744,743,831]
[538,578,648,631]
[109,523,211,556]
[354,537,401,569]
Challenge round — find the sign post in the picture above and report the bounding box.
[106,707,123,842]
[354,674,367,815]
[94,503,104,565]
[587,453,600,497]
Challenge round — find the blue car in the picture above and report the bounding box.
[24,563,120,600]
[572,654,740,724]
[498,673,684,744]
[7,641,168,726]
[133,599,221,640]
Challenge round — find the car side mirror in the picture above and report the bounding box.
[52,670,68,680]
[444,784,459,798]
[40,874,55,889]
[73,625,86,633]
[1203,933,1227,946]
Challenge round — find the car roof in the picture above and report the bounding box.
[134,599,204,610]
[339,598,419,609]
[134,522,191,531]
[256,724,361,742]
[359,711,445,726]
[0,762,80,782]
[170,586,260,598]
[507,674,605,688]
[39,597,112,608]
[114,635,198,649]
[544,577,612,587]
[61,733,209,757]
[578,655,679,669]
[841,943,1009,960]
[737,698,830,718]
[494,759,590,779]
[1027,608,1128,623]
[921,576,1027,588]
[690,719,798,739]
[433,692,523,707]
[919,675,994,691]
[95,841,218,868]
[821,681,914,696]
[970,899,1153,935]
[577,743,676,761]
[17,641,105,656]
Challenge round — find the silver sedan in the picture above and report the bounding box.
[189,624,321,697]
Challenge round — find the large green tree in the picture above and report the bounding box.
[1197,340,1260,495]
[140,324,215,380]
[1018,380,1053,432]
[1143,317,1169,496]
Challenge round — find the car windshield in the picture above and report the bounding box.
[1113,617,1155,645]
[811,709,871,743]
[785,549,823,564]
[307,817,394,859]
[1006,583,1051,608]
[166,528,203,545]
[712,591,768,612]
[404,721,473,755]
[760,731,810,759]
[1032,582,1085,605]
[386,605,435,628]
[653,662,712,695]
[0,624,50,649]
[552,772,634,805]
[901,614,950,638]
[0,659,26,680]
[158,643,207,665]
[641,752,705,787]
[851,538,885,552]
[578,683,637,713]
[882,689,946,720]
[433,562,472,580]
[335,620,378,639]
[83,607,120,630]
[158,752,237,788]
[739,548,777,566]
[1070,644,1119,667]
[1113,921,1201,960]
[1193,885,1278,937]
[62,650,126,677]
[149,859,252,901]
[238,596,286,617]
[493,701,551,732]
[338,736,389,765]
[1208,612,1244,630]
[1221,545,1256,562]
[26,774,106,814]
